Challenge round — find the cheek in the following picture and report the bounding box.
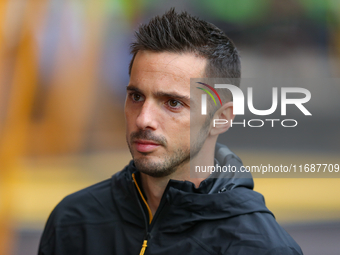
[125,110,137,134]
[190,114,207,136]
[124,109,131,125]
[125,103,138,123]
[166,117,191,145]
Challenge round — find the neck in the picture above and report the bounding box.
[140,137,216,216]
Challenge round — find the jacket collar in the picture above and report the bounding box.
[125,143,254,194]
[113,143,270,232]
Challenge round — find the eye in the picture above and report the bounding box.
[131,93,144,102]
[167,99,182,109]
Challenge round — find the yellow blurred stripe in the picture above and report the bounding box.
[9,150,340,228]
[255,178,340,223]
[12,150,132,227]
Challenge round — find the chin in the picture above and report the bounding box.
[134,158,177,178]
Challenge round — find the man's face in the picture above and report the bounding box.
[125,51,207,177]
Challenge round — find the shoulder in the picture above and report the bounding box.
[43,162,134,226]
[38,178,113,251]
[47,164,132,226]
[218,201,303,254]
[207,188,303,254]
[38,166,133,251]
[50,178,114,225]
[205,210,303,254]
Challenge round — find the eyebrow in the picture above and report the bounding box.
[126,85,142,93]
[127,85,190,102]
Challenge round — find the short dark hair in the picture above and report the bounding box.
[129,8,240,79]
[129,8,240,117]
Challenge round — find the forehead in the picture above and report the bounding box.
[129,51,206,92]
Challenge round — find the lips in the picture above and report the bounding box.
[134,140,160,153]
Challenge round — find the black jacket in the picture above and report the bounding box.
[38,143,303,255]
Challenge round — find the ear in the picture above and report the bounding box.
[209,102,235,136]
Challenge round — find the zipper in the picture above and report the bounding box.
[131,173,171,255]
[132,173,153,224]
[131,175,149,255]
[139,240,148,255]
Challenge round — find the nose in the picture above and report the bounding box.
[135,100,158,130]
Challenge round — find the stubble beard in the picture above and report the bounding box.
[133,147,190,178]
[127,121,210,178]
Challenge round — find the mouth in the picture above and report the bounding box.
[133,139,161,153]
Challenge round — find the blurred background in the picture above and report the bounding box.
[0,0,339,254]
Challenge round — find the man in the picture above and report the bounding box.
[38,9,303,255]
